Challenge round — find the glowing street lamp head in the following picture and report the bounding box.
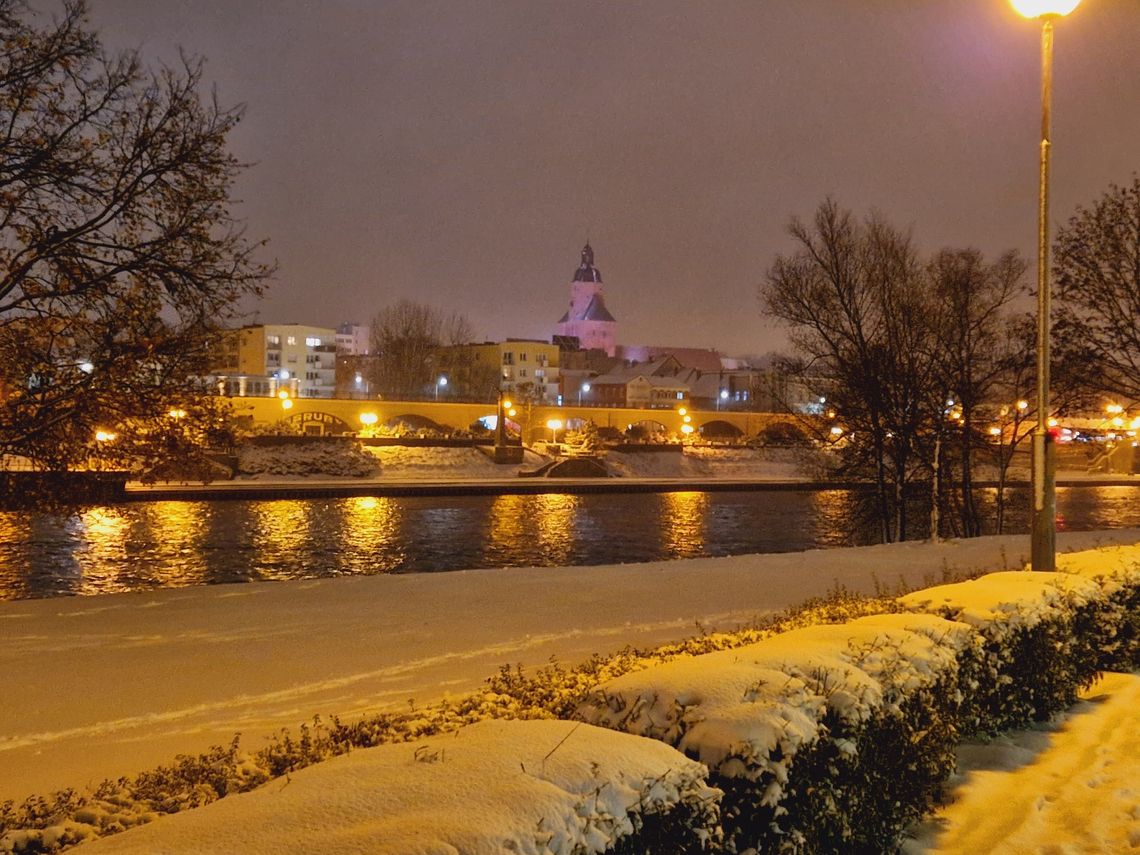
[359,412,378,426]
[545,419,563,431]
[581,383,590,393]
[437,376,447,387]
[1009,0,1081,18]
[94,429,116,442]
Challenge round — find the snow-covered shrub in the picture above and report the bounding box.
[899,571,1104,732]
[575,616,970,853]
[64,721,722,855]
[236,437,378,477]
[1057,547,1140,671]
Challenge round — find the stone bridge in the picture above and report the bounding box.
[227,396,800,443]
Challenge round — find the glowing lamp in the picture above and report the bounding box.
[167,408,187,419]
[94,430,116,442]
[680,424,694,435]
[277,389,290,400]
[1009,0,1080,17]
[545,419,563,431]
[359,412,378,426]
[281,399,294,410]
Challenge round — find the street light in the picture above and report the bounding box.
[1012,0,1081,571]
[435,375,447,401]
[579,382,591,406]
[545,418,563,443]
[717,389,728,411]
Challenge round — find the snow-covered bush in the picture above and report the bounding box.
[575,615,971,853]
[236,438,378,477]
[1057,547,1140,671]
[65,721,722,855]
[899,571,1104,731]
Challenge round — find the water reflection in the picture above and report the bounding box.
[486,494,583,566]
[5,485,1140,600]
[659,492,708,559]
[341,496,404,573]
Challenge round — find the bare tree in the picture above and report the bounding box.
[1054,176,1140,401]
[762,200,934,542]
[368,300,478,400]
[925,248,1026,537]
[0,0,270,474]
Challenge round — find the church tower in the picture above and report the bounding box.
[555,242,617,356]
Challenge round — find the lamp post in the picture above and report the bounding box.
[1011,0,1081,571]
[579,382,590,406]
[435,375,447,401]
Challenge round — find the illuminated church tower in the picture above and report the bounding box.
[555,242,617,356]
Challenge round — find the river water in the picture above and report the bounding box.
[2,485,1140,600]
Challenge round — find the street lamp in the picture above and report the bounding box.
[718,389,728,411]
[545,418,563,444]
[435,375,447,401]
[579,382,591,406]
[1012,0,1081,571]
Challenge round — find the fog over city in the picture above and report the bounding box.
[88,0,1140,356]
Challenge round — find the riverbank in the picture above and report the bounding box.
[2,528,1138,806]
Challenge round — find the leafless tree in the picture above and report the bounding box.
[762,200,934,542]
[925,248,1026,537]
[368,300,479,400]
[1054,176,1140,402]
[0,0,270,474]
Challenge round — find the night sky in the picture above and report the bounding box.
[87,1,1140,357]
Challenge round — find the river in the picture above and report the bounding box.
[3,485,1140,600]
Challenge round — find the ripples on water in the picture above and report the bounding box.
[1,486,1138,600]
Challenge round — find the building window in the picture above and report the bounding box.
[287,336,296,346]
[503,353,514,365]
[519,368,527,377]
[520,352,528,362]
[306,337,321,347]
[267,335,280,346]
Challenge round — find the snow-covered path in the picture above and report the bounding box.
[1,529,1137,811]
[907,671,1140,854]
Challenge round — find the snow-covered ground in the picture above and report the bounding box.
[905,671,1140,853]
[1,529,1137,811]
[226,443,810,482]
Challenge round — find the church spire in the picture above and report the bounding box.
[573,241,602,283]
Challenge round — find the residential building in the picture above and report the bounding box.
[447,339,562,402]
[211,323,337,398]
[335,322,370,356]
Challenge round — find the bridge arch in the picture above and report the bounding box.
[696,419,743,439]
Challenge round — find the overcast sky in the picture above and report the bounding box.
[85,0,1140,357]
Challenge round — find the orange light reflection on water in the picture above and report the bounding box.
[487,493,580,565]
[660,491,708,558]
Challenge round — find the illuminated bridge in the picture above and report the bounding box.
[227,396,799,442]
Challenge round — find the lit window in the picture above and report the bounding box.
[287,336,296,346]
[306,337,321,347]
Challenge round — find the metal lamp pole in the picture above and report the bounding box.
[1011,0,1080,570]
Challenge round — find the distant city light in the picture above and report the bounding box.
[78,361,94,374]
[359,412,378,426]
[94,429,116,442]
[167,409,188,419]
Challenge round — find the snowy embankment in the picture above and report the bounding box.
[230,440,809,482]
[2,533,1139,853]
